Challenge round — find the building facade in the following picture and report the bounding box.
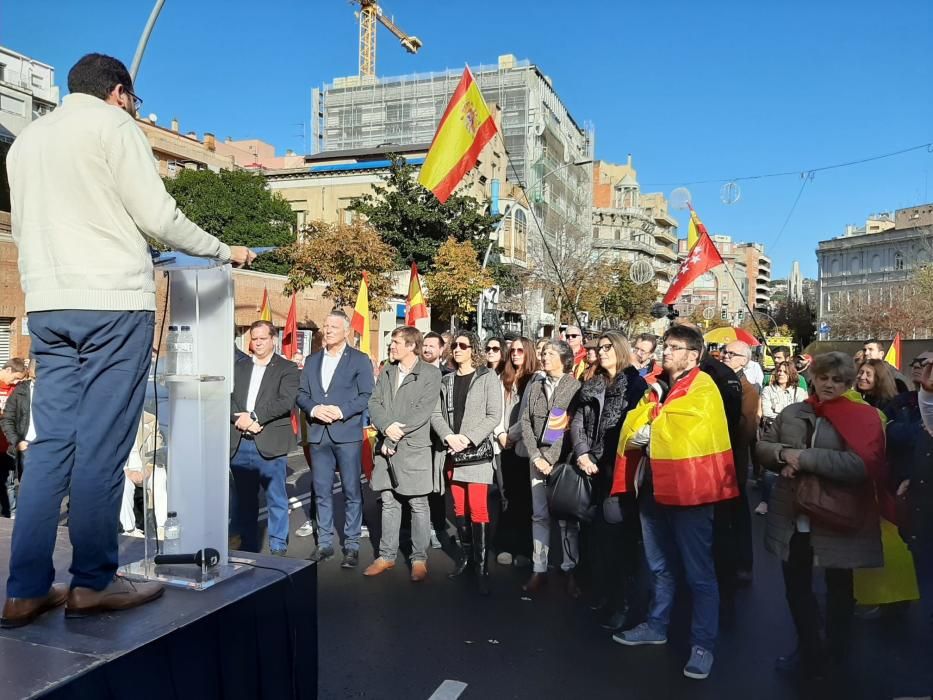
[817,202,933,327]
[734,242,771,312]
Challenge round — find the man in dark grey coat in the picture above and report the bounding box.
[364,326,442,582]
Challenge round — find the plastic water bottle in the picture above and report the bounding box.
[176,325,195,376]
[163,511,181,555]
[165,325,179,374]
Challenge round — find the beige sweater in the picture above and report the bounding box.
[7,93,232,312]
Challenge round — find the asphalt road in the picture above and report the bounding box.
[259,453,931,700]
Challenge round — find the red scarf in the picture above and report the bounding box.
[805,392,894,522]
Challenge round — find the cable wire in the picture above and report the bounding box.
[769,173,811,249]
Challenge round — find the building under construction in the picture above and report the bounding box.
[312,54,594,333]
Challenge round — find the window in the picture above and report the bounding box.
[31,74,43,88]
[894,251,904,271]
[0,94,26,117]
[0,318,11,365]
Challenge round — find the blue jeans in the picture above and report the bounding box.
[230,439,288,553]
[7,310,153,598]
[310,436,362,552]
[640,487,720,650]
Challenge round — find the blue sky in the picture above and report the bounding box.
[3,0,932,278]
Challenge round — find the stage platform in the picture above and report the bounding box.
[0,519,317,699]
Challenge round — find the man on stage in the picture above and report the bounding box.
[2,53,253,628]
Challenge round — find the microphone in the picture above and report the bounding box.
[154,548,221,568]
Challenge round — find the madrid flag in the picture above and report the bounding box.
[418,67,497,203]
[662,209,726,305]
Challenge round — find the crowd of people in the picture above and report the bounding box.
[203,314,933,684]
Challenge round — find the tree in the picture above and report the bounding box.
[282,220,397,311]
[347,155,501,274]
[773,299,817,346]
[578,260,659,335]
[424,238,494,325]
[164,169,296,274]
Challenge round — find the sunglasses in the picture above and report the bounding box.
[911,359,930,369]
[511,348,525,355]
[566,333,581,339]
[485,346,501,353]
[597,343,613,353]
[453,342,471,351]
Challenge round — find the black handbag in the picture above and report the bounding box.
[450,437,494,466]
[546,462,594,522]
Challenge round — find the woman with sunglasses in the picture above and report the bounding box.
[484,337,506,374]
[431,330,503,595]
[569,331,649,630]
[492,337,539,568]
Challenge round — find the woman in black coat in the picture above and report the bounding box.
[570,330,649,631]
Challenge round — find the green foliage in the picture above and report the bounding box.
[347,155,501,275]
[424,238,495,323]
[578,260,659,334]
[164,169,296,274]
[773,300,817,347]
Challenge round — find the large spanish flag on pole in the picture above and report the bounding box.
[612,367,737,506]
[350,273,371,356]
[406,262,428,326]
[417,67,497,203]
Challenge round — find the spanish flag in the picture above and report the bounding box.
[884,332,901,369]
[361,426,379,481]
[612,367,737,506]
[417,67,497,203]
[406,262,428,326]
[350,273,371,356]
[259,288,272,322]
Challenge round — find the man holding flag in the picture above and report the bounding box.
[296,310,374,568]
[612,324,737,681]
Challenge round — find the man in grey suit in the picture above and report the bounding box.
[364,326,442,582]
[230,320,300,554]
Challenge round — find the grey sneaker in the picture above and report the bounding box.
[612,623,667,646]
[683,646,714,680]
[295,520,315,537]
[430,532,442,549]
[361,525,370,539]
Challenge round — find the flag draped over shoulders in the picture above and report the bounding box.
[613,367,737,506]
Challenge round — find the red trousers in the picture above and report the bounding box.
[448,479,490,524]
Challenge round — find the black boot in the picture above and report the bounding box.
[448,518,473,578]
[473,522,490,596]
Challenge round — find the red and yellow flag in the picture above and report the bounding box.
[259,287,272,322]
[663,207,726,305]
[406,262,428,326]
[612,367,737,506]
[350,273,371,356]
[884,332,901,369]
[361,426,378,481]
[417,67,497,203]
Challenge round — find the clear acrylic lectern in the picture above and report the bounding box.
[120,259,251,590]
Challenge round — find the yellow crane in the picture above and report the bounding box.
[351,0,422,79]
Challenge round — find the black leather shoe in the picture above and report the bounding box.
[600,610,629,632]
[309,546,335,563]
[341,550,359,569]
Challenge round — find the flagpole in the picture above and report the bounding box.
[496,131,587,336]
[712,241,772,356]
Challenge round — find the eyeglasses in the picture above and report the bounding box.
[453,342,471,351]
[510,348,524,355]
[662,344,689,353]
[485,346,501,353]
[566,333,581,339]
[633,347,651,355]
[597,343,613,353]
[125,89,143,111]
[720,351,742,359]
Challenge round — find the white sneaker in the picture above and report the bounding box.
[496,552,513,565]
[295,520,315,537]
[361,524,370,539]
[754,502,768,516]
[122,528,145,538]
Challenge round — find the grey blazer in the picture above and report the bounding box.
[521,373,581,467]
[368,359,442,496]
[431,366,502,485]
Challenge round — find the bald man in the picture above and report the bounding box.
[565,326,586,379]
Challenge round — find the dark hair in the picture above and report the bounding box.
[633,333,658,351]
[502,336,538,397]
[772,345,791,357]
[662,325,704,355]
[2,357,26,374]
[484,337,505,373]
[391,326,423,354]
[596,331,633,378]
[858,359,897,403]
[542,339,575,373]
[863,338,882,349]
[67,53,133,100]
[423,331,445,347]
[249,320,276,336]
[453,329,484,369]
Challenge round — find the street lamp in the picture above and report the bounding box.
[130,0,167,82]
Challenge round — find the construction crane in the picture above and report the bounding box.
[351,0,422,79]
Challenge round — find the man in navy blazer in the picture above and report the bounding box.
[297,310,374,568]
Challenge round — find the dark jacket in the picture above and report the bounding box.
[230,354,300,459]
[1,380,31,459]
[296,345,374,444]
[886,391,933,543]
[570,367,648,476]
[733,372,760,486]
